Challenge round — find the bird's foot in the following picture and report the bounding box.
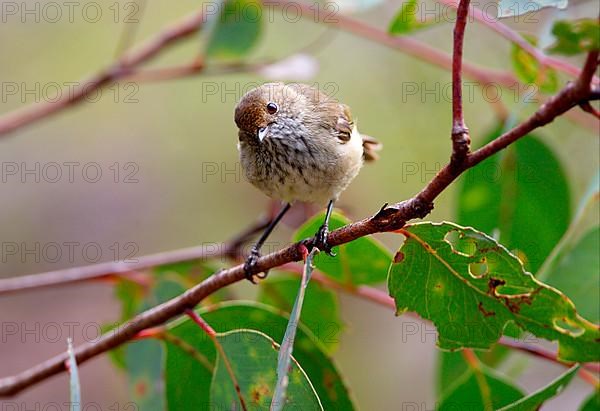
[313,224,336,257]
[243,248,268,283]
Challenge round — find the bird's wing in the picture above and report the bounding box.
[287,83,354,143]
[332,104,353,142]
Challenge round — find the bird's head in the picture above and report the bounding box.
[234,82,311,144]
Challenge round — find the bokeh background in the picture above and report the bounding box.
[1,0,598,409]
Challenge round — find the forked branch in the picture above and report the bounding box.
[0,49,597,397]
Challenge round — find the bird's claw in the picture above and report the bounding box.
[243,248,268,283]
[313,225,336,257]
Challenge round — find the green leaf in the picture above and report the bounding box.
[388,0,438,35]
[498,0,567,18]
[437,351,469,396]
[457,129,571,273]
[438,348,517,399]
[580,389,600,411]
[258,274,343,353]
[120,278,185,409]
[388,222,600,362]
[438,364,524,410]
[294,211,392,285]
[211,329,322,409]
[67,338,81,411]
[548,19,600,56]
[545,227,600,323]
[511,35,558,93]
[106,277,167,370]
[537,171,599,282]
[206,0,262,59]
[126,339,165,411]
[163,330,214,410]
[165,302,356,410]
[498,365,579,410]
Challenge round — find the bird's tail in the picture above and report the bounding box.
[361,135,382,162]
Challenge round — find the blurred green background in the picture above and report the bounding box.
[0,0,598,409]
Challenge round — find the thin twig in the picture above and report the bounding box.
[450,0,472,166]
[0,2,521,138]
[0,217,271,295]
[437,0,599,84]
[0,62,596,395]
[0,10,205,137]
[113,0,147,58]
[1,0,595,138]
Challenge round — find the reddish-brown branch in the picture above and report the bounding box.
[0,11,205,137]
[0,217,271,295]
[0,1,524,139]
[0,56,597,395]
[0,0,595,138]
[579,101,600,119]
[285,0,517,87]
[450,0,472,166]
[437,0,599,84]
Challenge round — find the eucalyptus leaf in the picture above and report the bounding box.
[548,19,600,56]
[206,0,262,59]
[389,0,439,35]
[498,365,579,410]
[388,222,600,362]
[210,329,323,410]
[165,302,356,410]
[580,389,600,411]
[545,227,600,323]
[125,340,165,411]
[511,35,558,93]
[438,364,524,410]
[457,129,571,274]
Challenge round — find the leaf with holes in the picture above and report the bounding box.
[457,129,571,274]
[498,365,579,410]
[294,211,392,285]
[388,222,600,362]
[210,329,322,410]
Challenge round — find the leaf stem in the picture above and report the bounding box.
[185,309,248,411]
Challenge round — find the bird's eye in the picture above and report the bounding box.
[266,102,278,114]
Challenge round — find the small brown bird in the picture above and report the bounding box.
[234,82,381,282]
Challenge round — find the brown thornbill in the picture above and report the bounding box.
[234,82,381,282]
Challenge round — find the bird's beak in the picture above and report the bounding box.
[257,125,269,142]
